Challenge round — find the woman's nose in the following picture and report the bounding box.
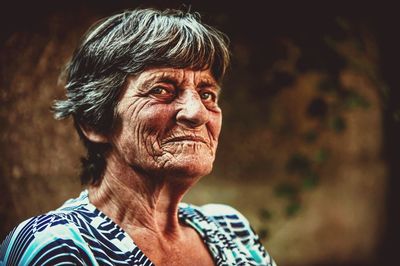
[176,90,209,128]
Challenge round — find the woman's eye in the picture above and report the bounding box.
[150,87,168,95]
[148,86,175,101]
[200,92,216,102]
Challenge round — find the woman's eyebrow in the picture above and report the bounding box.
[157,76,180,86]
[141,74,180,89]
[140,73,219,92]
[197,80,221,93]
[197,79,217,88]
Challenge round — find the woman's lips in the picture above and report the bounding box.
[163,135,208,144]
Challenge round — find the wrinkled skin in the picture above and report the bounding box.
[88,68,221,265]
[110,67,222,180]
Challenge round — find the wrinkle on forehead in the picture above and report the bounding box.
[134,68,218,89]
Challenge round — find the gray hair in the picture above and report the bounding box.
[52,8,231,185]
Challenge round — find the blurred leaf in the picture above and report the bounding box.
[279,122,295,138]
[318,77,340,94]
[344,90,370,109]
[314,148,330,164]
[302,172,319,189]
[296,37,346,75]
[259,208,273,220]
[286,153,311,175]
[303,130,318,143]
[323,35,336,47]
[258,228,269,241]
[353,38,366,53]
[307,97,328,119]
[275,183,298,198]
[269,71,295,89]
[335,17,351,32]
[330,116,346,133]
[286,202,301,217]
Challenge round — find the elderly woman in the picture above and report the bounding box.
[0,8,276,266]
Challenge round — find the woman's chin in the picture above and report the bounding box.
[163,142,213,166]
[162,155,214,179]
[156,153,214,179]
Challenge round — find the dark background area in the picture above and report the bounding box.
[1,1,399,265]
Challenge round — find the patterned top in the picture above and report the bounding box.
[0,190,276,266]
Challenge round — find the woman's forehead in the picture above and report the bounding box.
[135,68,217,85]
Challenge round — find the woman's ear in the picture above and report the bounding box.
[79,124,108,143]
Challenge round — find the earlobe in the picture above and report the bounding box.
[79,124,109,143]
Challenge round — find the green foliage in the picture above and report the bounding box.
[259,208,273,221]
[257,228,269,241]
[302,172,319,189]
[259,17,379,227]
[314,149,329,164]
[275,183,298,198]
[307,98,328,119]
[285,153,311,176]
[303,130,318,143]
[331,116,346,133]
[335,17,351,32]
[269,71,296,90]
[343,90,370,109]
[286,201,301,217]
[257,209,272,241]
[318,78,340,94]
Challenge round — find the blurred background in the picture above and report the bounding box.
[1,1,399,265]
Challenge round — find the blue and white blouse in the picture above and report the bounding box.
[1,190,276,265]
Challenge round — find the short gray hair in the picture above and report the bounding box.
[53,8,231,185]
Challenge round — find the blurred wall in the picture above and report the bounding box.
[1,1,398,266]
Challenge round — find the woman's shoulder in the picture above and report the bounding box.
[198,203,249,220]
[189,203,251,225]
[0,192,96,265]
[180,202,246,217]
[8,211,83,237]
[180,203,277,266]
[200,204,254,238]
[0,213,88,265]
[180,203,254,242]
[4,190,92,245]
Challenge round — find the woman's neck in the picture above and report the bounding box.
[88,154,198,241]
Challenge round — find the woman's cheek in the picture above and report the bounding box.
[208,111,223,142]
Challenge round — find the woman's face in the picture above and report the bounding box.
[109,68,222,179]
